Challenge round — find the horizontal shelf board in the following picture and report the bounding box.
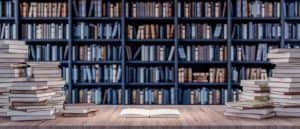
[73,61,122,64]
[178,61,227,65]
[232,61,273,65]
[285,17,300,21]
[178,39,227,43]
[0,17,14,21]
[126,61,174,65]
[25,40,69,43]
[73,83,122,87]
[232,39,280,43]
[73,17,121,21]
[285,39,300,43]
[232,17,280,22]
[178,82,227,86]
[126,39,174,43]
[179,17,227,21]
[126,17,174,21]
[73,39,121,43]
[126,83,174,86]
[20,17,68,21]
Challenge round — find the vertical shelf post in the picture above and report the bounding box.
[121,0,126,104]
[67,0,73,104]
[174,0,179,104]
[227,0,233,102]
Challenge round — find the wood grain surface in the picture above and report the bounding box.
[0,106,299,129]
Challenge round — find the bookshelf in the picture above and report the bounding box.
[2,0,296,105]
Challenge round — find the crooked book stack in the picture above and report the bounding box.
[0,40,28,117]
[27,62,66,111]
[224,80,274,119]
[268,49,300,117]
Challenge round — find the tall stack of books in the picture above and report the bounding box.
[27,62,66,111]
[224,80,274,119]
[9,80,56,121]
[268,49,300,117]
[0,40,28,117]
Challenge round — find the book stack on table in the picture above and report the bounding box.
[268,49,300,117]
[0,40,28,117]
[62,104,98,117]
[224,80,274,119]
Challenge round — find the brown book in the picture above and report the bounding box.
[63,112,96,117]
[10,89,52,94]
[11,101,48,107]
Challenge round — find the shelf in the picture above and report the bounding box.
[73,61,122,64]
[285,17,300,21]
[178,61,227,65]
[178,83,227,87]
[179,17,227,22]
[20,17,68,21]
[232,61,274,66]
[232,39,280,44]
[73,83,122,87]
[25,40,69,43]
[126,17,174,22]
[73,39,121,43]
[126,39,174,43]
[126,61,174,65]
[0,17,14,21]
[178,39,227,43]
[285,39,300,43]
[232,17,280,22]
[126,82,174,86]
[73,17,121,21]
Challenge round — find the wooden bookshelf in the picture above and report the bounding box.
[1,0,296,105]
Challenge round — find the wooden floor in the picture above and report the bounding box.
[0,106,300,129]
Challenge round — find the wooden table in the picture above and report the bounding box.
[0,106,299,129]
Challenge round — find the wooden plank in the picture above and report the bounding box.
[0,106,299,129]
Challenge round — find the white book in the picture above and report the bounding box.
[62,108,97,114]
[8,109,54,116]
[267,52,300,59]
[10,86,48,91]
[268,82,300,88]
[11,115,55,121]
[269,77,300,83]
[120,108,180,118]
[270,87,300,92]
[270,94,300,99]
[225,108,273,115]
[271,98,300,104]
[224,112,275,119]
[276,112,300,117]
[10,96,51,102]
[9,92,55,98]
[274,107,300,113]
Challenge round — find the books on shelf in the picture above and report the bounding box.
[62,104,98,117]
[73,0,121,17]
[178,1,227,18]
[232,67,268,82]
[126,1,173,18]
[126,45,174,61]
[0,0,14,18]
[179,23,227,39]
[179,88,241,105]
[127,66,174,83]
[28,44,69,61]
[231,44,277,62]
[268,48,300,117]
[284,22,300,39]
[72,64,121,83]
[120,108,180,118]
[73,22,121,40]
[286,0,300,17]
[73,44,121,61]
[0,23,16,40]
[127,24,174,39]
[178,45,227,61]
[178,67,226,83]
[234,0,280,18]
[224,100,274,119]
[20,1,68,18]
[232,22,281,40]
[21,23,70,40]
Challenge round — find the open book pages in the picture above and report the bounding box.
[120,108,180,118]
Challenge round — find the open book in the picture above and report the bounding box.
[120,108,180,118]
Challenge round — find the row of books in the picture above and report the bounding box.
[73,45,121,61]
[0,0,14,18]
[232,23,281,40]
[73,22,121,40]
[21,23,70,40]
[126,45,174,61]
[126,1,173,18]
[178,1,226,18]
[178,45,227,61]
[72,64,122,83]
[20,2,68,18]
[232,67,268,82]
[126,66,174,83]
[69,88,241,105]
[284,23,300,39]
[73,0,121,17]
[286,0,300,17]
[179,23,227,39]
[28,44,69,61]
[230,44,277,62]
[127,24,174,39]
[0,23,16,39]
[234,0,280,18]
[178,67,226,83]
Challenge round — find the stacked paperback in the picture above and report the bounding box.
[27,62,66,111]
[62,104,98,117]
[0,40,28,117]
[224,80,274,119]
[268,49,300,117]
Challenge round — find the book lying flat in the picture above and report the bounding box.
[62,108,97,114]
[276,112,300,117]
[226,101,273,109]
[274,107,300,113]
[225,108,273,115]
[10,115,55,121]
[224,112,275,120]
[120,108,180,118]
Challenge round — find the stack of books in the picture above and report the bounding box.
[62,104,98,117]
[0,40,28,117]
[9,80,56,121]
[224,80,274,119]
[27,62,66,111]
[240,80,270,102]
[268,49,300,117]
